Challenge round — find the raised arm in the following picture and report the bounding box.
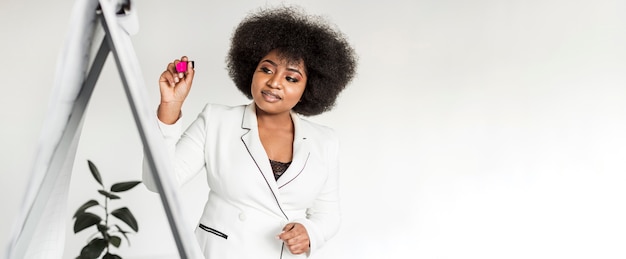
[157,56,195,124]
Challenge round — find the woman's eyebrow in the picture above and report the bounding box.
[286,67,303,76]
[261,59,304,76]
[261,59,278,66]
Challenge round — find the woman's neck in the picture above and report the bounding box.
[255,107,293,130]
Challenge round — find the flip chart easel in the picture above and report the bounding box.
[5,0,202,258]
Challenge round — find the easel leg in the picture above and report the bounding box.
[99,0,202,257]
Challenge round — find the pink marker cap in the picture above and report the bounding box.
[176,61,188,73]
[176,61,194,73]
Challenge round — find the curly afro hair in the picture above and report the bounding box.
[227,6,357,116]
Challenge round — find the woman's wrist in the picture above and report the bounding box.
[157,102,182,124]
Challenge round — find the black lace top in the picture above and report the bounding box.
[270,160,291,180]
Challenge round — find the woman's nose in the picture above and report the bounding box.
[266,75,281,89]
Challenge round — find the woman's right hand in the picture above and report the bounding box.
[157,56,195,124]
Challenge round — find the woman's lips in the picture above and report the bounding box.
[261,90,282,102]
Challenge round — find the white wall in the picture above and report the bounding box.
[1,0,625,258]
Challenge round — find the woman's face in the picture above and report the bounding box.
[251,49,307,116]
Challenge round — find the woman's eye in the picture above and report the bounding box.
[261,67,272,73]
[286,76,298,83]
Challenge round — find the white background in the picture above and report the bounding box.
[1,0,626,258]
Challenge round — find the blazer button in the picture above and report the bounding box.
[239,213,247,221]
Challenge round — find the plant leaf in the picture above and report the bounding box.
[98,190,120,200]
[74,212,101,233]
[115,225,131,245]
[103,252,122,259]
[111,181,141,192]
[97,224,109,241]
[73,210,88,222]
[109,236,122,248]
[87,160,103,186]
[97,223,109,233]
[73,199,99,218]
[78,238,106,258]
[111,207,138,232]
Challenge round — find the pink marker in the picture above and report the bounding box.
[176,61,194,73]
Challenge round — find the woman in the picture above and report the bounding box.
[143,6,357,258]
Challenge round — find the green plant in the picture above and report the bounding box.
[72,160,142,259]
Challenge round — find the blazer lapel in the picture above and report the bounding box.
[239,103,285,207]
[277,112,311,189]
[239,103,312,218]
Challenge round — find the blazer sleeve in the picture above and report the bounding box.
[293,131,341,256]
[142,105,209,192]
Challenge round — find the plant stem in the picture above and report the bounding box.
[104,192,110,254]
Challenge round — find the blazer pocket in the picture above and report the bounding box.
[199,224,228,239]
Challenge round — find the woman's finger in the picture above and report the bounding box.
[159,70,176,87]
[288,243,306,255]
[277,223,310,255]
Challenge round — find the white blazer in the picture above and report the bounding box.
[143,103,341,259]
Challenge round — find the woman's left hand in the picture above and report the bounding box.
[278,223,310,254]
